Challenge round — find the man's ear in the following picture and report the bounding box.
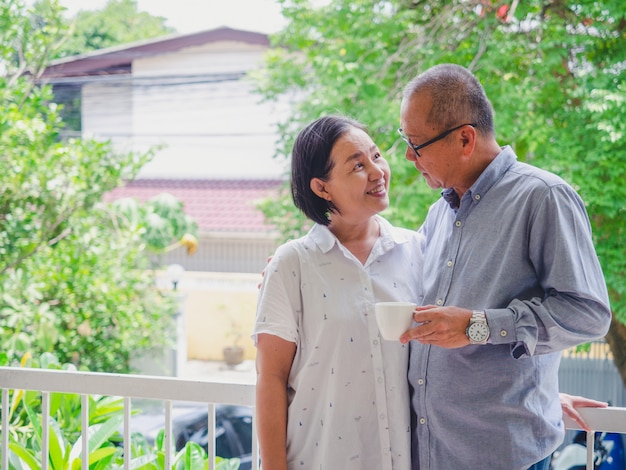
[459,125,477,157]
[310,178,330,200]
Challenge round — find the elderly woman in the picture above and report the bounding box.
[253,115,423,470]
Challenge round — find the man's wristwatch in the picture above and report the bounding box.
[466,310,490,344]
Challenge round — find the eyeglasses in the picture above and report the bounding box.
[397,123,477,158]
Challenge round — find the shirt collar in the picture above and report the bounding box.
[442,146,517,210]
[308,215,409,254]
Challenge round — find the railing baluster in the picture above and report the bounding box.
[586,431,594,470]
[2,388,8,470]
[81,394,88,470]
[41,392,50,470]
[207,403,216,470]
[124,397,131,470]
[165,400,172,469]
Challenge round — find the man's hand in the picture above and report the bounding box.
[258,256,273,290]
[399,305,473,348]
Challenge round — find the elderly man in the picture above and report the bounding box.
[398,64,611,470]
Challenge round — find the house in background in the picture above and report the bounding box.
[42,26,288,275]
[43,27,288,179]
[41,27,292,363]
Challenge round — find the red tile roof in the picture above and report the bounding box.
[104,179,283,233]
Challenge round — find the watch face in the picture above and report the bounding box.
[468,322,489,342]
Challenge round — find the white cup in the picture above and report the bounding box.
[375,302,417,341]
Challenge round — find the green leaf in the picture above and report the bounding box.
[48,420,66,470]
[128,454,158,470]
[8,442,41,470]
[69,414,124,462]
[87,446,118,465]
[175,441,207,470]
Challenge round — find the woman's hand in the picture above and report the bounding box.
[560,392,608,432]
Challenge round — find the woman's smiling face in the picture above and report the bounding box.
[316,126,390,223]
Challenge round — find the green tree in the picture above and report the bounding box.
[54,0,175,59]
[0,0,196,373]
[254,0,626,385]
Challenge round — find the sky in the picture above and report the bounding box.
[59,0,287,34]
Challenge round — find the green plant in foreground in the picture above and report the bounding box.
[0,353,241,469]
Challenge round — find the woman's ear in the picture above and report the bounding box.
[310,178,330,200]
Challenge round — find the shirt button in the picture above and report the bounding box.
[419,418,426,425]
[380,413,386,420]
[474,194,481,200]
[446,260,453,267]
[373,339,379,345]
[417,378,424,385]
[377,377,383,383]
[436,299,443,306]
[455,220,462,227]
[500,330,508,337]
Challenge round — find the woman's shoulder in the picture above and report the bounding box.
[270,230,319,264]
[273,236,305,258]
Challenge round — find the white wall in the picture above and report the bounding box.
[132,41,267,77]
[156,271,260,362]
[131,75,288,179]
[82,82,133,151]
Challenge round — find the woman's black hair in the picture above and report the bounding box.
[291,115,367,225]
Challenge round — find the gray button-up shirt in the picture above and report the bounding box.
[409,146,611,470]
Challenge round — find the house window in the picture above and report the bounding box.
[52,83,82,139]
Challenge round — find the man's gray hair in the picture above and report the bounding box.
[403,64,495,135]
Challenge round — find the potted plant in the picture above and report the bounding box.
[222,319,245,367]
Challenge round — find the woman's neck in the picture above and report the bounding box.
[328,216,380,265]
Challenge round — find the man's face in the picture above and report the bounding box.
[399,92,458,190]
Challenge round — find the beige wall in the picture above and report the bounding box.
[174,271,260,361]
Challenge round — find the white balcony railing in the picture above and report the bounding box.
[0,366,258,470]
[561,405,626,470]
[2,366,626,470]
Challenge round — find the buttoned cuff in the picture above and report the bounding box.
[484,308,517,345]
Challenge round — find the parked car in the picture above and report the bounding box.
[128,402,253,469]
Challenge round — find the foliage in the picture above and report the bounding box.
[256,186,310,243]
[254,0,626,383]
[0,0,67,81]
[53,0,175,59]
[112,194,199,265]
[153,430,241,470]
[0,0,195,373]
[0,353,241,469]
